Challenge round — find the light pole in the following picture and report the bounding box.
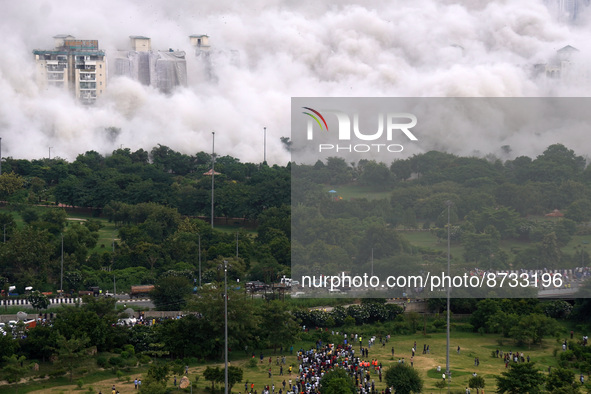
[60,234,64,297]
[263,127,267,164]
[211,132,215,229]
[223,259,229,394]
[445,200,452,390]
[112,238,116,295]
[49,146,53,160]
[198,233,202,287]
[0,137,2,175]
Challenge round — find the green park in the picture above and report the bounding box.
[1,143,591,393]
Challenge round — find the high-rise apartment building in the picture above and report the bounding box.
[112,36,187,93]
[33,35,107,104]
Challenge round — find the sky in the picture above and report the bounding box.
[1,0,590,165]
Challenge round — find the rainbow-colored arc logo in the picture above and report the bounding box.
[302,107,329,132]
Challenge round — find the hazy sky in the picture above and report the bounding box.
[1,0,590,164]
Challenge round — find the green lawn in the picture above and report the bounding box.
[0,328,572,393]
[325,184,392,201]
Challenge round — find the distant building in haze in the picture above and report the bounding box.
[544,0,591,21]
[112,36,187,93]
[189,34,239,82]
[33,34,107,104]
[533,45,588,85]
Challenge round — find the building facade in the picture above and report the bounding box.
[33,35,107,104]
[112,36,187,93]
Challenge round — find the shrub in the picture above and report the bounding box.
[247,357,257,368]
[77,379,84,389]
[48,369,67,378]
[433,319,446,329]
[109,356,124,367]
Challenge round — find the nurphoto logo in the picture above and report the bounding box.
[302,107,418,153]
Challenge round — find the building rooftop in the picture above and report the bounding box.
[189,34,209,37]
[33,49,106,56]
[558,45,579,53]
[129,35,151,39]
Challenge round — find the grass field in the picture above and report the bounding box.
[326,184,392,201]
[0,326,575,394]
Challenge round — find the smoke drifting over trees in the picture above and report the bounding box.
[1,0,591,163]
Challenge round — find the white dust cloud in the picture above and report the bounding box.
[0,0,590,164]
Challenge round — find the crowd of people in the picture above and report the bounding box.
[244,339,389,394]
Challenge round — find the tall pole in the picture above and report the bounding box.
[371,248,374,277]
[198,234,202,287]
[60,234,64,297]
[113,238,116,295]
[49,147,52,160]
[0,137,2,175]
[446,201,451,389]
[211,132,215,229]
[263,127,267,164]
[224,260,229,394]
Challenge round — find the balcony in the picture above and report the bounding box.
[79,74,95,81]
[79,82,96,90]
[76,65,96,71]
[80,91,97,104]
[47,73,64,81]
[47,65,66,72]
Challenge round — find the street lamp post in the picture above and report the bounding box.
[49,147,53,160]
[198,234,202,287]
[263,127,267,164]
[211,132,215,229]
[60,234,64,297]
[223,260,229,394]
[446,201,452,390]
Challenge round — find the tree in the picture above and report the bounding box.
[495,362,545,393]
[320,368,356,394]
[186,286,260,359]
[434,379,446,393]
[227,366,244,392]
[508,314,560,346]
[52,305,114,351]
[2,355,27,394]
[468,375,485,393]
[259,300,300,352]
[151,276,192,311]
[384,363,423,394]
[0,212,16,241]
[19,325,58,362]
[0,226,54,284]
[26,291,49,312]
[358,160,391,190]
[469,299,501,331]
[546,367,578,393]
[54,335,90,382]
[0,172,25,199]
[141,362,170,394]
[203,366,223,392]
[202,366,243,392]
